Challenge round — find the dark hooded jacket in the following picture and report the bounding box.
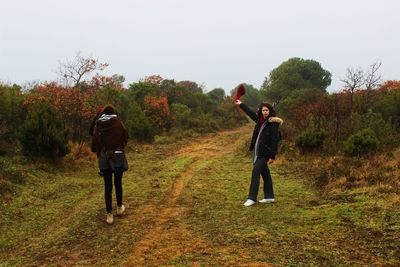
[239,103,283,160]
[93,105,128,165]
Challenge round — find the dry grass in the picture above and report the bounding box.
[1,126,399,266]
[64,141,96,163]
[300,149,400,194]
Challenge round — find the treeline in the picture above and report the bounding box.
[0,75,246,159]
[1,55,399,160]
[232,58,400,156]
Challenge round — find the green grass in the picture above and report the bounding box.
[177,145,400,266]
[0,142,194,266]
[0,127,399,266]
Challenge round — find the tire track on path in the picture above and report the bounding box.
[124,127,248,266]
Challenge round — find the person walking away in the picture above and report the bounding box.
[93,104,129,224]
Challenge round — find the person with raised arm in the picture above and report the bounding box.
[234,84,283,207]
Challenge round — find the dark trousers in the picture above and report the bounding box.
[248,157,274,201]
[103,170,123,213]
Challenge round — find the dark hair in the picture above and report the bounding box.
[101,104,118,116]
[257,102,276,119]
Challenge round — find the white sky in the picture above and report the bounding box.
[1,0,399,93]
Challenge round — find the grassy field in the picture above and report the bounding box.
[0,125,399,266]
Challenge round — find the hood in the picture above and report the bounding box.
[268,117,283,125]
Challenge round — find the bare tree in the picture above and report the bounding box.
[360,60,382,113]
[364,59,382,90]
[340,67,364,111]
[57,52,109,87]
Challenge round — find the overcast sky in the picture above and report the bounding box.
[1,0,399,93]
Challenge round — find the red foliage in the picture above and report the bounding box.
[25,84,97,119]
[24,83,100,142]
[379,80,400,91]
[89,75,124,89]
[143,96,173,128]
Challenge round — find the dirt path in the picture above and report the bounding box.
[124,127,250,266]
[2,124,398,266]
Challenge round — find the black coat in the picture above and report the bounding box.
[240,103,282,160]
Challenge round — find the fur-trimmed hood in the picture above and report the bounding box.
[268,116,283,125]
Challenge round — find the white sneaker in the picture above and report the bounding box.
[259,198,275,203]
[106,213,114,224]
[117,205,125,216]
[243,199,256,207]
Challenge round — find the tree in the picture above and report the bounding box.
[143,96,173,130]
[24,84,97,144]
[261,57,332,103]
[279,88,326,118]
[340,67,364,111]
[364,60,382,90]
[127,81,161,105]
[231,84,261,110]
[176,81,203,94]
[341,60,383,112]
[89,74,126,89]
[140,75,164,86]
[260,76,270,91]
[170,103,192,128]
[373,83,400,129]
[124,102,157,142]
[57,52,109,87]
[361,60,383,114]
[207,88,226,104]
[379,80,400,91]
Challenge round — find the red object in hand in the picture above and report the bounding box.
[234,84,246,101]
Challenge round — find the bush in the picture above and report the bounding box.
[0,84,25,141]
[20,103,69,158]
[171,103,192,128]
[124,103,157,142]
[295,130,327,153]
[214,102,248,129]
[343,128,379,156]
[171,104,222,133]
[187,113,220,133]
[340,111,397,147]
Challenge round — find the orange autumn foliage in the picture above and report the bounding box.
[24,83,100,142]
[143,96,173,129]
[141,75,164,86]
[89,74,124,89]
[379,80,400,91]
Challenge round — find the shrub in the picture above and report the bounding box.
[171,104,222,133]
[364,111,398,147]
[143,96,173,130]
[0,84,25,141]
[171,103,192,128]
[343,128,379,156]
[295,130,327,153]
[124,103,157,142]
[340,111,397,147]
[214,102,248,129]
[20,103,69,158]
[187,113,220,133]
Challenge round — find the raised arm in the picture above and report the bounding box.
[235,99,258,123]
